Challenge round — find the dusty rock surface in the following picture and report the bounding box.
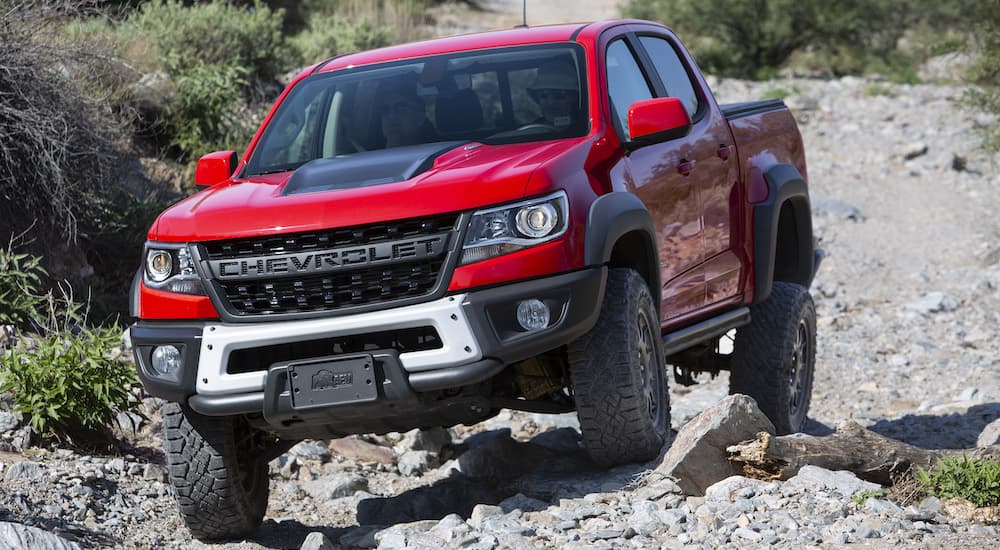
[3,2,1000,549]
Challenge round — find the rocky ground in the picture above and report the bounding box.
[3,2,1000,549]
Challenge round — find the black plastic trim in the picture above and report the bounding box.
[281,141,468,196]
[721,99,785,120]
[584,193,660,306]
[462,267,606,365]
[408,358,505,392]
[753,164,815,303]
[189,392,263,416]
[569,23,590,42]
[663,307,750,357]
[128,268,141,318]
[130,322,205,402]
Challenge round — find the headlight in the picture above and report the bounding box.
[461,191,568,265]
[146,250,173,282]
[143,244,206,295]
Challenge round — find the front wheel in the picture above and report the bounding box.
[567,268,671,466]
[729,281,816,434]
[162,403,270,540]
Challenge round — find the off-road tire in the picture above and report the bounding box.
[730,281,816,434]
[162,402,269,540]
[568,268,671,466]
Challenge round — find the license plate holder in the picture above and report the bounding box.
[287,354,377,410]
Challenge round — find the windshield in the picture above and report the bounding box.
[244,44,588,176]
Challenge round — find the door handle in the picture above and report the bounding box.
[677,159,696,176]
[716,145,733,161]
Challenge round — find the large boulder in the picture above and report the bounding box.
[0,522,81,550]
[654,394,775,495]
[978,418,1000,448]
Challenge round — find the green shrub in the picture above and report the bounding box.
[167,62,253,158]
[851,488,886,505]
[917,455,1000,507]
[622,0,910,80]
[130,0,291,83]
[960,0,1000,154]
[0,325,140,447]
[290,13,392,63]
[0,238,47,329]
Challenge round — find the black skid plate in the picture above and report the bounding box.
[287,354,378,410]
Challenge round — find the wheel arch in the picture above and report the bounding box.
[585,193,661,314]
[753,163,815,304]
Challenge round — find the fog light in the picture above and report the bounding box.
[151,345,182,376]
[516,299,550,331]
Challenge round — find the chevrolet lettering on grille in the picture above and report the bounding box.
[208,234,448,280]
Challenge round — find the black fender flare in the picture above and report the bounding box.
[753,163,815,304]
[585,192,661,308]
[129,268,141,318]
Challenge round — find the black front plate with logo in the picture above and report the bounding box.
[287,354,377,410]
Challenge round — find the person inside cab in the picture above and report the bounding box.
[527,59,582,129]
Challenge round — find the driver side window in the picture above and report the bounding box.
[606,39,653,138]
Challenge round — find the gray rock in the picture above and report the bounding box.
[339,525,381,549]
[396,450,435,476]
[654,394,776,495]
[290,441,332,462]
[4,461,45,481]
[0,522,81,550]
[329,436,396,465]
[303,473,368,501]
[900,141,929,160]
[373,520,440,549]
[784,466,881,497]
[529,427,581,453]
[977,418,1000,447]
[811,196,864,221]
[114,411,143,437]
[469,504,504,529]
[904,292,954,313]
[498,493,549,513]
[300,532,336,550]
[428,513,473,544]
[0,411,21,433]
[105,458,125,474]
[704,476,777,503]
[864,498,905,517]
[396,427,452,455]
[733,527,763,542]
[142,463,166,482]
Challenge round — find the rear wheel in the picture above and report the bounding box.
[162,403,270,540]
[568,268,671,466]
[730,281,816,433]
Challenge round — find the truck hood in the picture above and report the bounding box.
[151,139,583,242]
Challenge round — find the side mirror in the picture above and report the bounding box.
[194,150,238,188]
[627,97,691,146]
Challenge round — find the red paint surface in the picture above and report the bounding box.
[141,20,806,327]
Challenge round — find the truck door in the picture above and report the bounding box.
[635,33,742,308]
[604,36,704,320]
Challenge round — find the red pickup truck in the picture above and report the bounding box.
[130,19,820,539]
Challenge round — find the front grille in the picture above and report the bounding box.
[201,213,459,317]
[202,214,458,259]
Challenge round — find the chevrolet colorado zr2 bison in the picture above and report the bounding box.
[130,19,821,539]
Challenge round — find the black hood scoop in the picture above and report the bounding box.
[281,141,467,196]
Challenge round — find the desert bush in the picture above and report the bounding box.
[622,0,911,80]
[959,0,1000,153]
[0,324,140,448]
[290,13,392,63]
[917,455,1000,507]
[0,1,131,243]
[0,236,47,329]
[129,0,290,83]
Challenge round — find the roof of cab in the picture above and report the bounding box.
[315,22,602,74]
